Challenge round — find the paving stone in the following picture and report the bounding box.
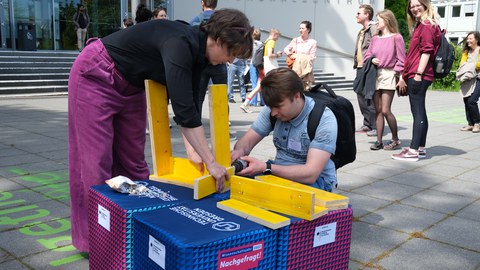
[349,221,410,264]
[22,250,89,270]
[337,172,381,191]
[8,169,68,189]
[456,201,480,222]
[0,259,30,269]
[340,191,391,218]
[0,217,72,258]
[0,189,51,210]
[378,238,480,270]
[425,216,480,251]
[431,179,480,198]
[360,203,446,234]
[351,180,422,201]
[401,189,476,214]
[0,248,14,263]
[0,178,25,192]
[385,171,449,189]
[0,200,70,232]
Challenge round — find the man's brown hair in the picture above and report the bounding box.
[261,68,305,108]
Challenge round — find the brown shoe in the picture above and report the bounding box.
[460,125,474,131]
[473,124,480,133]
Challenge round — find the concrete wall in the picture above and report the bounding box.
[169,0,384,80]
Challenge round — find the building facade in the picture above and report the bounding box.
[1,0,386,79]
[0,0,167,51]
[433,0,480,44]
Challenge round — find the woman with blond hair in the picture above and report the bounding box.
[457,31,480,133]
[363,9,406,151]
[392,0,441,161]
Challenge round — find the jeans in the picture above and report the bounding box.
[198,64,227,116]
[463,78,480,125]
[249,64,264,106]
[408,78,432,149]
[227,61,246,100]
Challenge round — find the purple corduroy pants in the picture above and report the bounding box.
[68,39,150,252]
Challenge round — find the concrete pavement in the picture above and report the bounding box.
[0,89,479,269]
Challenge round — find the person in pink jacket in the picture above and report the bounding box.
[363,9,406,151]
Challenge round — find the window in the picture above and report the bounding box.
[464,4,474,17]
[437,6,445,18]
[449,37,459,45]
[452,6,461,17]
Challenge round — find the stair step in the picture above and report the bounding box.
[0,79,69,87]
[0,73,69,80]
[0,85,68,95]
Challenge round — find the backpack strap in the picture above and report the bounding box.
[268,99,326,141]
[307,101,326,141]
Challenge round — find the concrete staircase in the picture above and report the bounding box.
[0,51,353,95]
[0,50,77,95]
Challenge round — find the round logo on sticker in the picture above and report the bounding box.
[212,221,240,231]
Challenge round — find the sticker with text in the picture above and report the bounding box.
[218,241,264,269]
[97,204,110,231]
[313,222,337,247]
[148,235,166,269]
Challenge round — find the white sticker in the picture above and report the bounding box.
[313,222,337,247]
[148,235,166,269]
[97,204,110,231]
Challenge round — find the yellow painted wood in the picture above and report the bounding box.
[145,80,172,176]
[149,157,207,188]
[230,176,327,220]
[217,199,291,230]
[194,167,233,200]
[255,175,349,209]
[208,84,231,167]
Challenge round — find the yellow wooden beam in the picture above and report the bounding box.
[145,80,172,176]
[208,84,231,167]
[230,176,327,220]
[217,199,291,230]
[255,175,349,209]
[149,157,206,188]
[193,167,233,200]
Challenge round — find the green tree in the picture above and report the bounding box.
[385,0,409,45]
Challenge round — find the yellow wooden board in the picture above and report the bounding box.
[208,84,231,168]
[145,80,172,176]
[230,176,327,220]
[217,199,291,230]
[193,167,233,200]
[255,175,349,208]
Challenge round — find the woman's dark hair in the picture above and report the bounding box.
[463,31,480,52]
[136,4,152,24]
[301,20,312,34]
[201,9,253,59]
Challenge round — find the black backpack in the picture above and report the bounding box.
[270,83,356,169]
[433,28,455,79]
[252,40,267,69]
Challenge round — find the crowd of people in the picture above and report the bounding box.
[68,0,464,254]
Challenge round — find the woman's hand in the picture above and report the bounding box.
[372,58,380,65]
[186,147,204,174]
[205,162,230,192]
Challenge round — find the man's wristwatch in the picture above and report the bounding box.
[263,162,272,175]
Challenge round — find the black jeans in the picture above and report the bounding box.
[198,64,227,116]
[463,78,480,125]
[408,78,432,150]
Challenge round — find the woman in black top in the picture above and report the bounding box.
[68,9,253,252]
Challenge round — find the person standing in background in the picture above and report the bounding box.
[283,20,317,90]
[73,4,89,52]
[391,0,441,161]
[249,29,264,107]
[135,4,152,24]
[353,4,377,137]
[363,9,406,151]
[456,31,480,133]
[227,58,247,103]
[190,0,228,118]
[240,28,283,113]
[153,7,168,20]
